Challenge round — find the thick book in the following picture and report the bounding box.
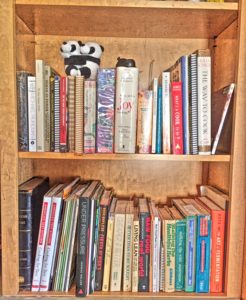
[211,83,235,154]
[137,90,153,153]
[196,49,211,155]
[132,206,139,292]
[75,76,84,154]
[114,66,139,153]
[102,197,117,292]
[95,189,112,291]
[84,80,96,154]
[17,71,31,152]
[156,86,163,154]
[18,177,49,290]
[162,71,171,154]
[138,198,151,292]
[54,75,60,152]
[151,78,158,154]
[32,184,65,291]
[67,76,75,152]
[60,76,68,152]
[197,196,226,292]
[171,81,183,154]
[96,68,115,153]
[27,76,37,152]
[36,60,45,152]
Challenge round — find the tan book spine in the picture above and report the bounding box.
[132,219,139,292]
[67,76,75,152]
[75,76,84,154]
[110,213,125,291]
[102,217,114,292]
[123,212,133,291]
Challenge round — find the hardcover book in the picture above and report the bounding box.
[162,71,171,154]
[36,60,45,152]
[27,76,37,152]
[132,206,139,292]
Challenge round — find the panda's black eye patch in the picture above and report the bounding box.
[89,47,95,54]
[63,42,67,45]
[71,45,76,52]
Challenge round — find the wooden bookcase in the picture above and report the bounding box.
[1,0,246,299]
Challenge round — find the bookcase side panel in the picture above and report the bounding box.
[0,0,19,295]
[226,0,246,297]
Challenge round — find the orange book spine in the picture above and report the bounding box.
[210,210,226,293]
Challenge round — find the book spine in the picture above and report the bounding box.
[19,192,32,290]
[189,53,199,155]
[152,218,160,292]
[197,54,211,155]
[59,76,67,152]
[138,212,151,292]
[185,216,197,292]
[123,213,133,291]
[110,214,125,291]
[54,76,60,152]
[17,72,29,151]
[84,80,96,154]
[151,78,158,153]
[210,211,225,292]
[196,215,211,293]
[171,81,183,154]
[50,76,55,152]
[44,65,51,151]
[75,76,84,154]
[36,60,45,152]
[162,72,171,154]
[39,197,63,292]
[156,86,163,154]
[97,68,115,153]
[114,67,139,153]
[76,198,90,296]
[164,220,176,292]
[67,76,75,152]
[137,91,153,154]
[175,220,186,291]
[132,219,139,292]
[181,56,190,154]
[27,76,37,152]
[32,197,52,291]
[159,241,165,291]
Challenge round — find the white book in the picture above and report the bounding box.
[32,184,63,291]
[36,59,45,152]
[152,216,159,292]
[27,76,36,152]
[162,72,171,154]
[114,66,139,153]
[197,50,211,155]
[132,216,139,292]
[151,78,158,153]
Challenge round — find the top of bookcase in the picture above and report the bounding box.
[15,0,238,38]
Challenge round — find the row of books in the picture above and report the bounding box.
[19,176,228,295]
[17,51,234,155]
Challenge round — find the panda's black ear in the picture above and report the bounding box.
[63,41,67,45]
[100,45,104,52]
[78,41,83,47]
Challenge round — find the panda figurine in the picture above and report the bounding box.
[60,40,104,80]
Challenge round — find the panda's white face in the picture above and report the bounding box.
[80,42,104,58]
[60,41,81,58]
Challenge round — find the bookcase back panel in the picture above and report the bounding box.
[34,35,208,90]
[32,160,202,203]
[208,162,230,193]
[16,34,35,73]
[18,159,34,184]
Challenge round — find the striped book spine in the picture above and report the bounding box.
[50,75,55,151]
[60,76,67,152]
[54,76,60,152]
[67,76,75,152]
[189,53,198,155]
[44,65,51,152]
[75,76,84,154]
[27,76,37,152]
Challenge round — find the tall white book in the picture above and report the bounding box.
[197,49,211,155]
[27,76,36,152]
[162,72,171,154]
[114,66,139,153]
[36,59,45,152]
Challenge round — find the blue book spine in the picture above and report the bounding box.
[181,56,190,154]
[175,220,186,291]
[195,215,211,293]
[156,86,162,153]
[185,216,196,292]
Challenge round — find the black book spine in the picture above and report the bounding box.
[76,198,91,297]
[138,212,151,292]
[94,205,108,291]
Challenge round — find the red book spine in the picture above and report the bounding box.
[60,76,67,152]
[210,210,225,292]
[171,82,183,154]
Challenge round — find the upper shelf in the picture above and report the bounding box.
[15,1,238,38]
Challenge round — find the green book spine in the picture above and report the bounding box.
[165,220,176,292]
[175,220,186,291]
[185,216,197,292]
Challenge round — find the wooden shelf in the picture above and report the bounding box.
[18,152,231,162]
[15,1,238,38]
